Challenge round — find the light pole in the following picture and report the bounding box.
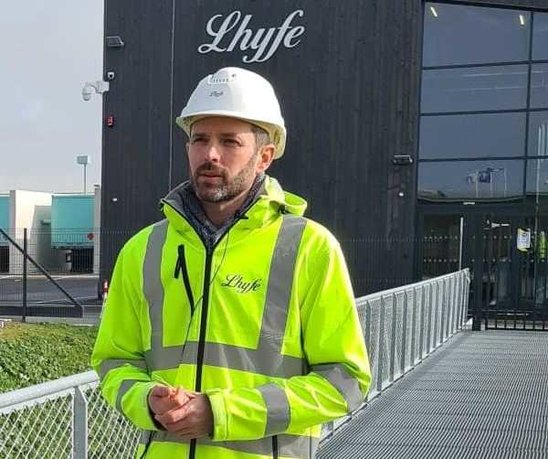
[76,155,91,194]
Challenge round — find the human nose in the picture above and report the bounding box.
[203,142,221,162]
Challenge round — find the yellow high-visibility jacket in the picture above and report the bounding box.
[91,177,371,459]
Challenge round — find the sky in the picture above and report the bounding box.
[0,1,104,194]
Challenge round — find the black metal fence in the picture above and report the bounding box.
[0,228,101,319]
[0,227,473,321]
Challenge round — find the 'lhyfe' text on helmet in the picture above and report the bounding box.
[176,67,287,159]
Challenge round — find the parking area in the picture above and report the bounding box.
[0,275,101,318]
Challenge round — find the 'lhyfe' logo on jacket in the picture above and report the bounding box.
[221,274,262,294]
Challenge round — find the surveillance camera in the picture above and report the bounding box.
[106,71,116,81]
[81,80,109,101]
[82,84,93,101]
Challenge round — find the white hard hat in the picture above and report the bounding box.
[176,67,287,159]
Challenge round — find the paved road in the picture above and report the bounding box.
[0,275,101,306]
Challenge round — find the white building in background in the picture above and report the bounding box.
[0,187,101,275]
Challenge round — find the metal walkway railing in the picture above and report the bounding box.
[0,372,138,458]
[0,269,470,458]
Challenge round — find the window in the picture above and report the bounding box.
[421,66,528,113]
[419,160,523,202]
[533,13,548,61]
[526,159,548,204]
[528,112,548,157]
[420,113,525,159]
[424,3,530,67]
[530,64,548,109]
[419,3,548,204]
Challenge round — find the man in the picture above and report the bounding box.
[92,67,371,459]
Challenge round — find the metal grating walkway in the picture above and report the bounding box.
[317,331,548,459]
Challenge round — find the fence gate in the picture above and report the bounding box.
[420,209,548,330]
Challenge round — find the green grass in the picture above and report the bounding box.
[0,322,98,392]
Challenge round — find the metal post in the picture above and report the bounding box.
[73,387,88,459]
[389,294,397,383]
[438,280,444,345]
[464,270,471,327]
[458,217,464,271]
[22,228,27,323]
[419,284,426,359]
[377,297,386,394]
[434,281,441,347]
[452,275,458,333]
[410,287,417,366]
[445,278,451,341]
[364,302,372,352]
[445,278,452,339]
[448,277,453,337]
[83,163,87,194]
[427,283,434,353]
[440,279,446,344]
[450,275,457,334]
[455,271,466,330]
[401,290,409,376]
[364,301,372,402]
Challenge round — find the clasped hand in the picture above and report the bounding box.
[148,386,213,439]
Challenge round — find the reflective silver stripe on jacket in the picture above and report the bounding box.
[151,431,318,459]
[257,382,290,435]
[116,379,142,412]
[144,341,306,376]
[259,214,307,348]
[311,363,364,411]
[143,219,169,368]
[98,358,147,379]
[142,214,307,377]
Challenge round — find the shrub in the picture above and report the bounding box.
[0,322,97,392]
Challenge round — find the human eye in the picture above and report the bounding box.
[222,137,241,147]
[191,135,208,145]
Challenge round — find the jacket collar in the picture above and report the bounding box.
[160,175,307,235]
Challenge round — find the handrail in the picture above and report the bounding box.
[0,371,97,413]
[0,269,470,458]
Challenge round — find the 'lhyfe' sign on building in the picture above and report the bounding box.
[197,10,306,63]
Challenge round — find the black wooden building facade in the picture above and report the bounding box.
[101,0,548,302]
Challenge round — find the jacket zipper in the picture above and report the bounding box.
[189,248,214,459]
[272,435,279,459]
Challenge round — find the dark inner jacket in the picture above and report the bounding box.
[163,174,266,250]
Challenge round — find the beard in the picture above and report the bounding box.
[191,153,258,203]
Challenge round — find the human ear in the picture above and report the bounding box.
[257,145,275,173]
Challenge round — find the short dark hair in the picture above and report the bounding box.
[251,125,270,150]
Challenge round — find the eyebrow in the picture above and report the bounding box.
[191,131,246,139]
[218,132,244,137]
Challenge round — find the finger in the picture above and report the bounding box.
[151,398,180,416]
[159,415,194,433]
[149,385,172,398]
[155,403,191,426]
[170,387,192,405]
[149,387,180,415]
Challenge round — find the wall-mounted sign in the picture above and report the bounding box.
[517,227,531,252]
[198,10,305,63]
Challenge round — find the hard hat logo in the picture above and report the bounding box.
[176,67,287,159]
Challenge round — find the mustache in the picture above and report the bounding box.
[195,163,227,176]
